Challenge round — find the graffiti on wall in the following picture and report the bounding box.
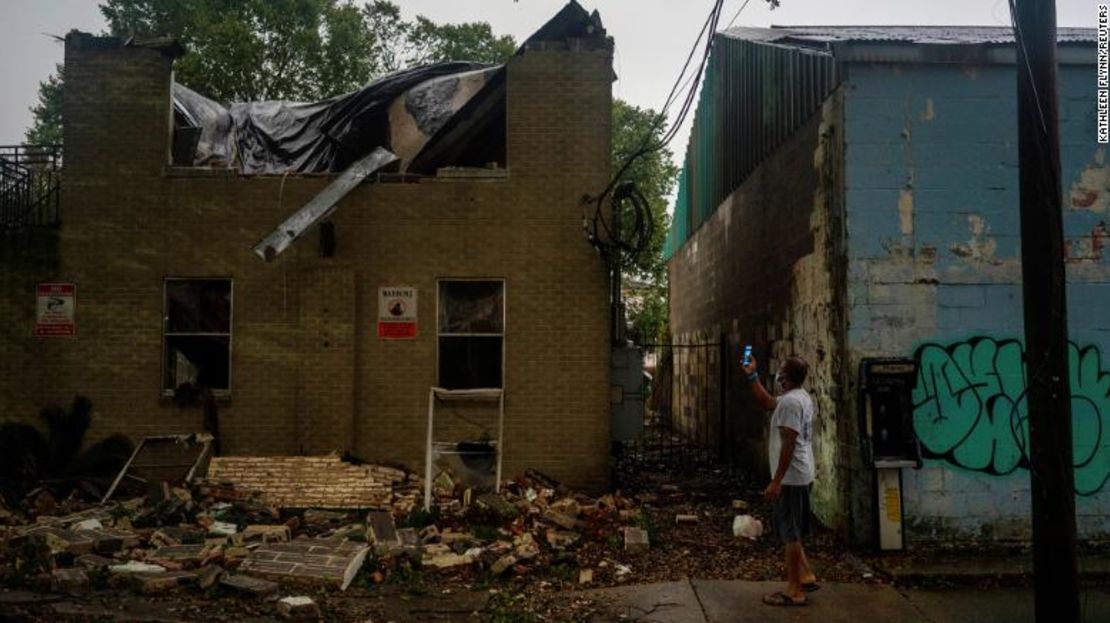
[912,337,1110,495]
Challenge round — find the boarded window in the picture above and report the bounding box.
[163,279,232,394]
[438,280,503,389]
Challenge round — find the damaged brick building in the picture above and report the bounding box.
[1,3,617,490]
[665,26,1110,546]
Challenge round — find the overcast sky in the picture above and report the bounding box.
[0,0,1099,164]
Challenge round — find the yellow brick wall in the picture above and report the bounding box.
[0,37,614,490]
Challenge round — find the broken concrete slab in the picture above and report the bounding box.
[624,526,649,553]
[277,595,322,620]
[110,561,168,575]
[220,573,279,599]
[50,568,89,595]
[423,551,478,570]
[238,539,369,591]
[366,510,399,553]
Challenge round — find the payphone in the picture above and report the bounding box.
[858,358,921,551]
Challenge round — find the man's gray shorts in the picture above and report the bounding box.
[773,484,812,543]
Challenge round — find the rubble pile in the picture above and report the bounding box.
[1,452,837,621]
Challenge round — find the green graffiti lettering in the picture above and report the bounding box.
[912,338,1110,495]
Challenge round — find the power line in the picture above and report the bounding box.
[726,0,754,30]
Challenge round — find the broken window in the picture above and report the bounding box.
[163,278,232,394]
[438,280,504,390]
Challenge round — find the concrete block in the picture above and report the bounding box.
[277,595,321,620]
[623,527,649,553]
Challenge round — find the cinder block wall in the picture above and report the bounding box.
[668,94,849,531]
[842,62,1110,543]
[0,36,613,490]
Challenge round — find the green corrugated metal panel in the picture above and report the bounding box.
[665,166,690,259]
[665,35,837,260]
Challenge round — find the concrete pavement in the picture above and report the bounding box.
[580,579,1110,622]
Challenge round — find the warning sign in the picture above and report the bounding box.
[378,286,417,339]
[35,282,76,338]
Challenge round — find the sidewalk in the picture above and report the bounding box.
[579,579,1110,623]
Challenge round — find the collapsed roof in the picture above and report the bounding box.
[172,0,608,175]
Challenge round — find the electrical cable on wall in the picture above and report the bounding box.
[584,0,728,261]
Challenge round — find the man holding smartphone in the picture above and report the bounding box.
[741,351,818,606]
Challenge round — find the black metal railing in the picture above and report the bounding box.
[1,144,61,229]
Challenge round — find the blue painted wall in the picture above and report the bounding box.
[843,61,1110,541]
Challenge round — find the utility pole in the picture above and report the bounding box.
[1013,1,1080,621]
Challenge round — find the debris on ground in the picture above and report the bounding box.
[0,440,882,622]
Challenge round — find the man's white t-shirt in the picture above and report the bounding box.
[768,387,816,486]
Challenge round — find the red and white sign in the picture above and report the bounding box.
[35,282,76,338]
[378,286,418,339]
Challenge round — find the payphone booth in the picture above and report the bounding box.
[858,358,922,551]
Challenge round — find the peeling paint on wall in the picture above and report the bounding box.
[949,215,1000,264]
[898,189,914,235]
[1069,149,1110,212]
[1065,221,1109,262]
[920,97,935,122]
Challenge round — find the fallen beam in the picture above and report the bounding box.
[252,147,398,261]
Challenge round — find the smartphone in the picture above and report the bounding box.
[742,344,753,367]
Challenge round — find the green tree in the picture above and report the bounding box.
[406,17,517,66]
[611,100,679,344]
[100,0,384,101]
[25,64,64,145]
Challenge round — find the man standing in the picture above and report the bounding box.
[742,354,818,606]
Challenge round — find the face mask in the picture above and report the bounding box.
[774,372,784,389]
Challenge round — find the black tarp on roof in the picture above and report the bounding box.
[171,0,610,175]
[173,62,489,174]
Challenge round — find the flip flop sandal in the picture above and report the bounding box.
[803,582,821,592]
[763,591,807,607]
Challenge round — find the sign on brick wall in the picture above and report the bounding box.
[378,286,417,339]
[35,282,76,338]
